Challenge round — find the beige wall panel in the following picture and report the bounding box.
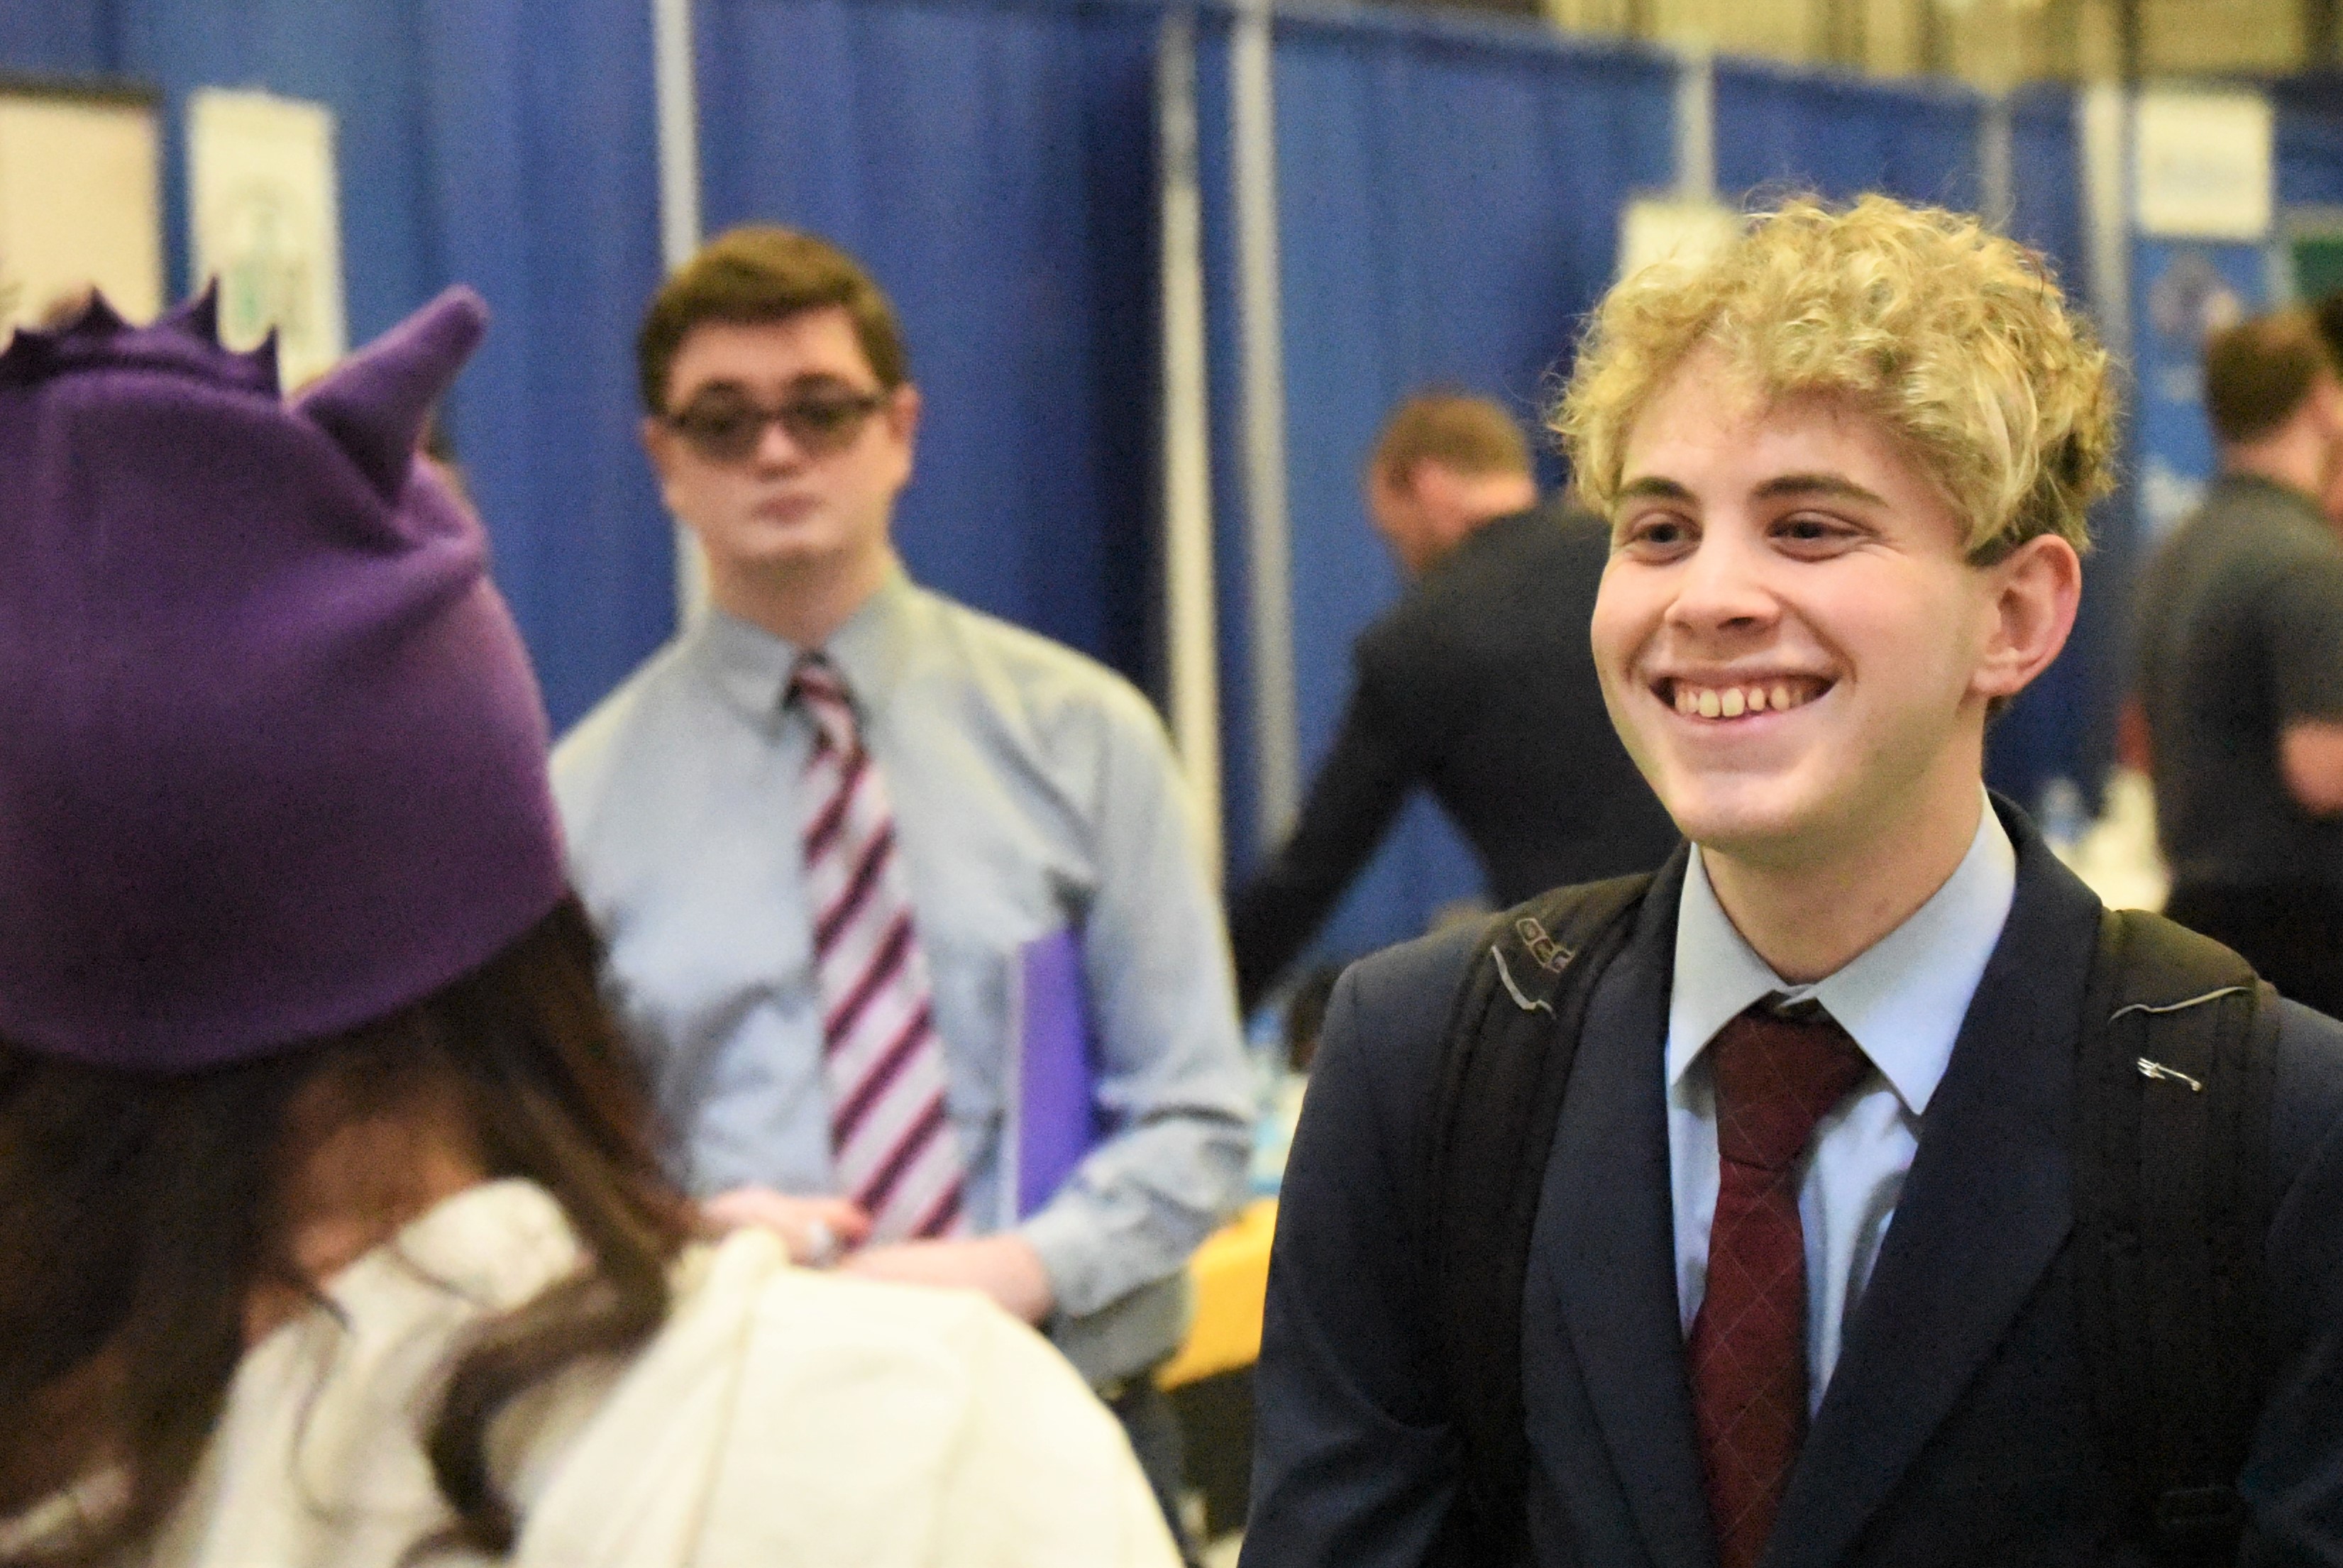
[1538,0,2317,82]
[1860,0,1925,76]
[1544,0,1636,32]
[0,94,163,332]
[1652,0,1813,59]
[2143,0,2299,73]
[1941,0,2042,89]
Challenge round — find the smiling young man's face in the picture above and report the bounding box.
[1591,347,2049,873]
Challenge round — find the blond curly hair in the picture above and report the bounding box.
[1553,194,2118,562]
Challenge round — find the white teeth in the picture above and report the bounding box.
[1671,680,1815,719]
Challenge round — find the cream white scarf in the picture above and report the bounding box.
[101,1180,1178,1567]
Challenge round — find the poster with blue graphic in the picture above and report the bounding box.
[2130,239,2267,541]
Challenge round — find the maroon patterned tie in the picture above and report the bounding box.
[1688,1002,1870,1568]
[791,653,966,1242]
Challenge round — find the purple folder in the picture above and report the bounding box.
[1015,929,1103,1219]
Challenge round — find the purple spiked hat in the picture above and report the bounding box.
[0,286,566,1070]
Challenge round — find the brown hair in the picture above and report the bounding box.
[2316,289,2343,370]
[2204,309,2333,447]
[1368,392,1533,488]
[636,226,908,413]
[0,897,694,1567]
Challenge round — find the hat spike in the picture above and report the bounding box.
[294,286,487,500]
[161,280,224,346]
[71,292,128,336]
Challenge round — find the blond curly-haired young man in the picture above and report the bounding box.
[1242,196,2343,1568]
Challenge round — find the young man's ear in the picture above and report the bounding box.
[1973,532,2083,702]
[885,382,923,448]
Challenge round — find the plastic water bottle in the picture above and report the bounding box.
[1245,1012,1293,1196]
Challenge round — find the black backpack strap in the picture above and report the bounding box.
[1423,873,1655,1568]
[2074,907,2279,1564]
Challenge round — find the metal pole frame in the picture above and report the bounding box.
[653,0,708,620]
[1157,9,1225,871]
[1232,0,1299,849]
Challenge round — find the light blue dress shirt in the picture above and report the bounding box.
[551,571,1254,1328]
[1667,797,2016,1410]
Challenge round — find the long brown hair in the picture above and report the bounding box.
[0,895,694,1564]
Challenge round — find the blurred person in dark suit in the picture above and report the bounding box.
[2137,309,2343,1018]
[1227,392,1678,1012]
[2313,292,2343,526]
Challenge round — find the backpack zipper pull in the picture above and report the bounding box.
[2136,1056,2205,1092]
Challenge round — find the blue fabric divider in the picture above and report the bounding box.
[1213,5,1675,968]
[1713,57,1982,208]
[695,0,1164,690]
[1993,83,2117,816]
[410,0,673,731]
[0,2,111,74]
[2278,75,2343,209]
[0,0,672,734]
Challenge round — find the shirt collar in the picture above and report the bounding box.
[1665,793,2016,1115]
[686,566,921,724]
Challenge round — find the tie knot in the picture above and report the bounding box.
[789,654,859,755]
[1707,1003,1870,1174]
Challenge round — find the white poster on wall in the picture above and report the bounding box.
[189,89,346,390]
[0,88,162,333]
[2134,90,2274,242]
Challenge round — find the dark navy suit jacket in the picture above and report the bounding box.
[1226,504,1679,1012]
[1242,808,2343,1567]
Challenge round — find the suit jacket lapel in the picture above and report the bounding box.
[1533,849,1717,1568]
[1763,819,2101,1568]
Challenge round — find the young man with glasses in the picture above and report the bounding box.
[553,227,1252,1540]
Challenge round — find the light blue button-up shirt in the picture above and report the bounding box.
[1667,797,2016,1409]
[551,571,1254,1326]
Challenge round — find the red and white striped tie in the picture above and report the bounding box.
[791,654,965,1242]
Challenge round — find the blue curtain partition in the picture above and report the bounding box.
[695,0,1164,690]
[1992,82,2117,815]
[16,0,2153,946]
[1713,57,1983,208]
[1208,7,1675,967]
[2278,75,2343,209]
[404,0,672,734]
[0,1,113,73]
[0,0,673,734]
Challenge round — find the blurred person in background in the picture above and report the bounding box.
[2313,291,2343,525]
[552,226,1252,1550]
[1226,392,1678,1014]
[2135,309,2343,1017]
[0,288,1176,1567]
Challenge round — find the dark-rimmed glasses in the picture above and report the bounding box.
[661,388,888,464]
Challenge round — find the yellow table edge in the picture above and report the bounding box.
[1158,1197,1277,1389]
